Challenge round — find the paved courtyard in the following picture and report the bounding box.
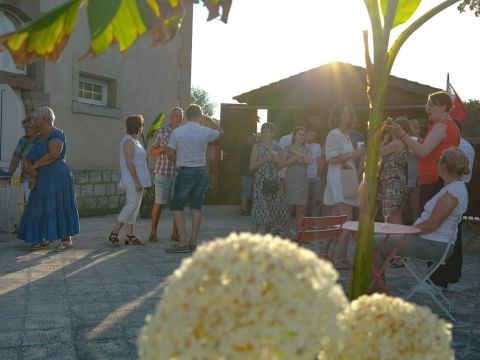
[0,206,479,359]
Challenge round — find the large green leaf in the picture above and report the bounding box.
[147,112,165,140]
[0,0,232,64]
[381,0,422,28]
[140,112,165,150]
[87,0,148,54]
[0,0,82,64]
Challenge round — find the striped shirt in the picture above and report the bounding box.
[152,125,176,177]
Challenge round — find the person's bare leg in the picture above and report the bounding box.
[265,224,272,234]
[124,223,134,237]
[287,205,295,238]
[320,205,332,258]
[149,204,161,239]
[335,203,353,267]
[111,221,123,235]
[171,220,179,241]
[173,210,187,245]
[240,197,248,212]
[295,205,305,236]
[191,209,202,245]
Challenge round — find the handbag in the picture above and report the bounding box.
[262,178,280,195]
[341,165,359,199]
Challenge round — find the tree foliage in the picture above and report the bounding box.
[458,0,480,15]
[460,99,480,138]
[190,86,216,116]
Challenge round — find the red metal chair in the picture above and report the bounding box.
[296,215,348,260]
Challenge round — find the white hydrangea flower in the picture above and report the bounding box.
[322,293,454,360]
[139,232,347,359]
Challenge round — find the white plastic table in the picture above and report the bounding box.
[343,221,421,293]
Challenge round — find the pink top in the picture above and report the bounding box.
[343,221,421,235]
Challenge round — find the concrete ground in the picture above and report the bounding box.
[0,206,479,359]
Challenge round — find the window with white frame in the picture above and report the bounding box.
[78,76,108,106]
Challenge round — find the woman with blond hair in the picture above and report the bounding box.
[18,107,79,250]
[108,115,151,246]
[371,147,469,291]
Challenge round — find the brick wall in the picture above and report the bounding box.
[73,169,125,217]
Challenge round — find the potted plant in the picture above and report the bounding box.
[139,112,165,219]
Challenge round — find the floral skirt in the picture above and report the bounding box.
[378,177,408,209]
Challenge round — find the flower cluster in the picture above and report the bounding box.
[322,293,454,360]
[139,232,347,359]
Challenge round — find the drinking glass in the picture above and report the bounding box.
[382,199,392,225]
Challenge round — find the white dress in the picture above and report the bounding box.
[323,128,358,206]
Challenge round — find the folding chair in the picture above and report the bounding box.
[296,215,348,259]
[0,184,20,239]
[462,215,480,251]
[399,221,460,322]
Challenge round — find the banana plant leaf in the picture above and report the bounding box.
[141,112,165,149]
[0,0,82,65]
[381,0,422,28]
[0,0,232,65]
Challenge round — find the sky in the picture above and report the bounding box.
[191,0,480,118]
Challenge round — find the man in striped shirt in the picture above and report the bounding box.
[148,107,183,242]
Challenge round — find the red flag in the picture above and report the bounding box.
[447,78,468,121]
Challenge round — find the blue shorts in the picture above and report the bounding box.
[241,176,253,198]
[171,167,209,211]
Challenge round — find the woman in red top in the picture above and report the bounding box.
[387,91,461,288]
[387,91,460,208]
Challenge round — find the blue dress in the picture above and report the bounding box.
[18,129,79,244]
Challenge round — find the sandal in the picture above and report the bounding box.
[32,242,53,250]
[188,241,197,252]
[56,240,73,251]
[125,235,144,246]
[108,232,120,246]
[148,233,158,243]
[390,258,405,268]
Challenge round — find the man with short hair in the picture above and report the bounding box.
[166,104,223,253]
[148,107,183,242]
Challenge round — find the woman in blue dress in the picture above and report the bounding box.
[18,107,79,250]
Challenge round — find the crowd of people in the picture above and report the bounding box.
[241,92,475,281]
[3,90,475,288]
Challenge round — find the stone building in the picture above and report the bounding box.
[0,1,192,216]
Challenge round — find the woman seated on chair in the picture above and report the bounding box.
[371,147,469,291]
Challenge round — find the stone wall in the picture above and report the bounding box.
[72,169,125,217]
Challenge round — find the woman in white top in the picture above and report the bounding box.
[323,103,364,269]
[371,148,469,291]
[109,115,151,245]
